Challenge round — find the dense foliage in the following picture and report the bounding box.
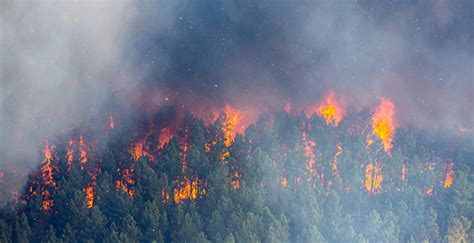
[0,108,472,242]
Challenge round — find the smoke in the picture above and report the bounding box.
[1,0,472,170]
[0,1,138,168]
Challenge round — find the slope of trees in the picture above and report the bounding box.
[0,108,472,242]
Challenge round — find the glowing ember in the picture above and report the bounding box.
[365,163,383,194]
[317,91,346,126]
[443,162,454,189]
[372,98,396,152]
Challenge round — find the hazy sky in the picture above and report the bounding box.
[1,0,473,169]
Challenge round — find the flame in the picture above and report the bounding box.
[230,171,241,189]
[443,162,454,189]
[79,136,87,164]
[365,163,383,194]
[372,98,396,152]
[66,139,74,169]
[42,190,53,211]
[132,140,144,161]
[281,177,288,188]
[116,167,135,198]
[41,143,54,186]
[84,186,94,208]
[158,128,172,149]
[173,177,201,203]
[222,104,240,147]
[41,142,55,211]
[317,91,346,126]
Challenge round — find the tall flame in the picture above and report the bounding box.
[41,142,55,211]
[372,98,396,152]
[317,91,346,126]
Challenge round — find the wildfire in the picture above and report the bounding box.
[158,128,172,149]
[372,98,396,152]
[84,186,94,208]
[79,136,88,164]
[222,104,240,147]
[173,177,198,204]
[302,132,317,175]
[317,91,346,126]
[365,163,383,194]
[66,139,74,169]
[230,171,241,189]
[116,168,135,198]
[41,142,55,211]
[443,162,454,189]
[132,140,144,161]
[281,177,288,188]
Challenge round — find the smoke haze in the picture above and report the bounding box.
[1,0,473,170]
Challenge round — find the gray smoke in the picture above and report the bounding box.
[1,0,473,174]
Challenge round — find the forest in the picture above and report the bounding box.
[0,100,472,243]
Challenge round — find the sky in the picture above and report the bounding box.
[0,0,473,170]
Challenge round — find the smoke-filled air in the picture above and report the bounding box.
[0,0,472,242]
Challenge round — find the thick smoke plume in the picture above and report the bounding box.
[1,1,472,172]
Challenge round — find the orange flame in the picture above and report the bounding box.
[281,177,288,188]
[79,136,87,164]
[317,91,346,126]
[365,163,383,194]
[443,162,454,189]
[132,140,144,161]
[41,142,55,211]
[372,98,396,152]
[84,186,94,208]
[174,177,201,204]
[222,104,240,147]
[158,128,172,149]
[66,139,74,169]
[230,171,241,189]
